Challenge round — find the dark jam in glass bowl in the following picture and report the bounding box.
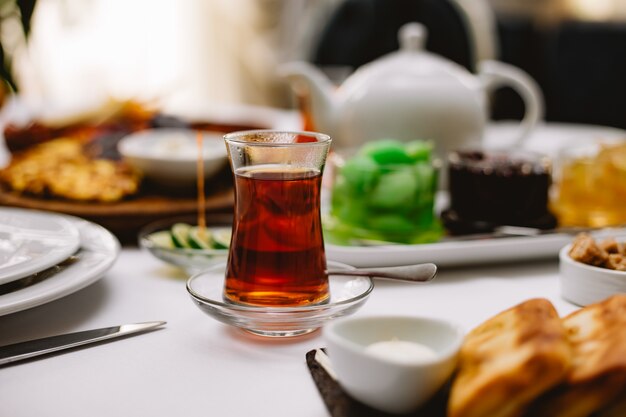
[442,149,557,235]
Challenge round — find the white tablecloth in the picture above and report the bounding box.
[0,247,579,417]
[2,121,625,416]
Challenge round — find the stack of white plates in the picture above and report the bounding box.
[0,208,120,316]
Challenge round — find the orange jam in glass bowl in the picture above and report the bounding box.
[551,142,626,227]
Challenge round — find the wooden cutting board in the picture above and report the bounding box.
[0,181,234,245]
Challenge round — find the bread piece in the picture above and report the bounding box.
[448,299,571,417]
[569,234,608,267]
[605,254,626,271]
[598,238,624,255]
[528,295,626,417]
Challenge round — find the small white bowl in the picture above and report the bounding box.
[118,128,228,186]
[323,316,463,414]
[559,243,626,306]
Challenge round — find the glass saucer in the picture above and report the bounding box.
[186,262,374,337]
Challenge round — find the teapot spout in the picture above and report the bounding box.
[279,61,338,137]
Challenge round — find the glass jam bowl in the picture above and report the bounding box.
[551,141,626,228]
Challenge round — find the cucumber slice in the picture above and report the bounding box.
[212,228,231,249]
[171,223,192,248]
[188,226,213,249]
[149,230,175,249]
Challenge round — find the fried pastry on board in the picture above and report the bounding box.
[448,298,571,417]
[0,137,141,202]
[528,294,626,417]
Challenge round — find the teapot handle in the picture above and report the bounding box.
[478,60,544,147]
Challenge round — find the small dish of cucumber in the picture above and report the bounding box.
[149,223,231,250]
[139,217,231,274]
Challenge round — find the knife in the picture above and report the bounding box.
[0,321,166,366]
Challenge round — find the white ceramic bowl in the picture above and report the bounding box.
[118,128,228,186]
[559,243,626,306]
[323,316,463,414]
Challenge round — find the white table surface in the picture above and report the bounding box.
[0,246,579,417]
[1,121,624,416]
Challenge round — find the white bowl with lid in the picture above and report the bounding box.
[323,315,464,414]
[118,128,228,186]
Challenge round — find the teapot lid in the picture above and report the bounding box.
[341,22,474,92]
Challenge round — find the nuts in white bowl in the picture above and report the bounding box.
[559,235,626,306]
[323,315,463,414]
[118,128,227,187]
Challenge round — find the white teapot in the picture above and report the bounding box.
[280,23,543,159]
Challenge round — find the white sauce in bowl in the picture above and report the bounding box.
[365,339,437,363]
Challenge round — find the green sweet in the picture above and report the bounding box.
[327,138,441,244]
[367,167,418,209]
[405,140,434,162]
[332,196,368,226]
[367,214,417,234]
[360,139,413,165]
[340,155,380,193]
[413,162,438,205]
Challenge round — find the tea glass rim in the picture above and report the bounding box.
[223,129,331,147]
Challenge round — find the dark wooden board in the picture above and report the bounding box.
[305,349,448,417]
[0,180,234,245]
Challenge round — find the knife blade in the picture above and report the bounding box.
[0,321,166,366]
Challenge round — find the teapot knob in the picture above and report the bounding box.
[399,22,427,51]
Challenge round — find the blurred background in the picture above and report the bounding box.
[0,0,625,128]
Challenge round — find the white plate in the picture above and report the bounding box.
[327,228,626,269]
[0,215,120,316]
[327,122,626,268]
[0,208,81,285]
[326,234,574,268]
